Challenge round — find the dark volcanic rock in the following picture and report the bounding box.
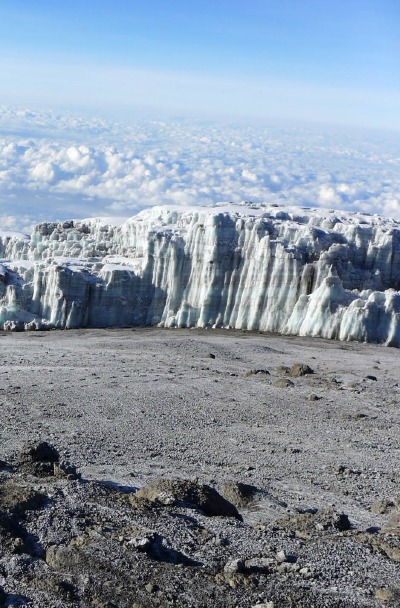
[19,441,60,464]
[0,480,47,514]
[276,365,290,375]
[276,508,351,535]
[130,478,242,520]
[273,378,294,388]
[53,460,80,480]
[17,442,80,479]
[371,499,398,515]
[289,363,314,377]
[245,369,270,377]
[0,480,47,556]
[220,481,260,509]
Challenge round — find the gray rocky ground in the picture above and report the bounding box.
[0,328,399,607]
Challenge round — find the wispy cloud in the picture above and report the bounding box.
[1,52,400,129]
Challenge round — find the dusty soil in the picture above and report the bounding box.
[0,328,399,607]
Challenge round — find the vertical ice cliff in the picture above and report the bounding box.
[1,203,400,346]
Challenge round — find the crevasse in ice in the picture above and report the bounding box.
[1,203,400,346]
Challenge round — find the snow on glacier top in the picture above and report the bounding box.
[122,202,400,233]
[76,216,129,228]
[0,201,393,254]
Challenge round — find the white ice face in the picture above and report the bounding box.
[0,202,399,346]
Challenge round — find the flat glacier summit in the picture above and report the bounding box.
[1,202,400,346]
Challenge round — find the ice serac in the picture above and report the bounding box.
[1,203,400,346]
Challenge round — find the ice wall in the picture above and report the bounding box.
[1,203,400,346]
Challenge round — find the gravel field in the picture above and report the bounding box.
[0,328,399,607]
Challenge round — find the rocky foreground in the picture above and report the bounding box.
[0,328,399,607]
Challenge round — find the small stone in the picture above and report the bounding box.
[145,583,158,593]
[316,511,351,531]
[308,394,320,401]
[244,557,275,573]
[246,369,270,377]
[53,460,80,480]
[224,558,245,575]
[337,465,361,477]
[45,544,85,570]
[375,587,398,602]
[273,378,294,388]
[128,536,153,551]
[371,499,396,515]
[289,364,314,377]
[276,366,290,375]
[10,537,25,553]
[215,536,229,547]
[383,512,400,534]
[276,550,287,563]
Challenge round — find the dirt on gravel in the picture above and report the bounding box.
[0,328,399,607]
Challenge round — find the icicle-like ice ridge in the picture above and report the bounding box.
[1,203,400,346]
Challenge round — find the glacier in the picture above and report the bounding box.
[1,202,400,346]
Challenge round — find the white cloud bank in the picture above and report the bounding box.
[0,107,399,232]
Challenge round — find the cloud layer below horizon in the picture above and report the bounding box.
[1,107,400,233]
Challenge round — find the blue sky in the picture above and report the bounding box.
[0,0,399,129]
